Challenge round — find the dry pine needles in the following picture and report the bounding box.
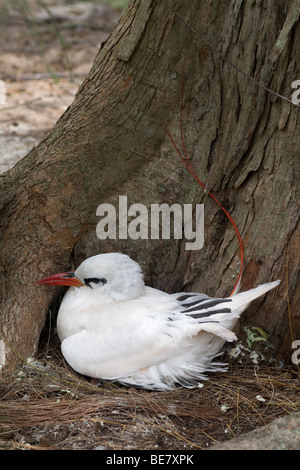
[0,348,299,450]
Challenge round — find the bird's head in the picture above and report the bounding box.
[36,252,145,301]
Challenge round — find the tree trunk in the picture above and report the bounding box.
[0,0,299,374]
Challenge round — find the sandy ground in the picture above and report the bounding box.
[0,0,121,174]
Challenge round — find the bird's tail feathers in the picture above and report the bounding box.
[198,323,237,342]
[232,280,280,309]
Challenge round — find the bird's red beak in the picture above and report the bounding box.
[36,271,85,287]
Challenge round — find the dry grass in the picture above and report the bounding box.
[1,346,299,450]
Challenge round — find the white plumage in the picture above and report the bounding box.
[37,253,280,390]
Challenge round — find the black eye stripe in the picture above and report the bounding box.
[84,277,107,288]
[87,278,101,284]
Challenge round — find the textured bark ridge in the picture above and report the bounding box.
[0,0,299,373]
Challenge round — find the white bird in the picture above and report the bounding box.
[36,253,280,391]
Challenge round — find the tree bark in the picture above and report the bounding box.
[0,0,299,374]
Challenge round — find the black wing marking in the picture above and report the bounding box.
[181,298,232,313]
[176,294,198,302]
[188,308,232,319]
[175,293,233,323]
[180,298,213,308]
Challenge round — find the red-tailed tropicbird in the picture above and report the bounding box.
[36,253,280,390]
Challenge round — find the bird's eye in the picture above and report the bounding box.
[84,278,107,288]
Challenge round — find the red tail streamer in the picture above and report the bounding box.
[165,57,244,296]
